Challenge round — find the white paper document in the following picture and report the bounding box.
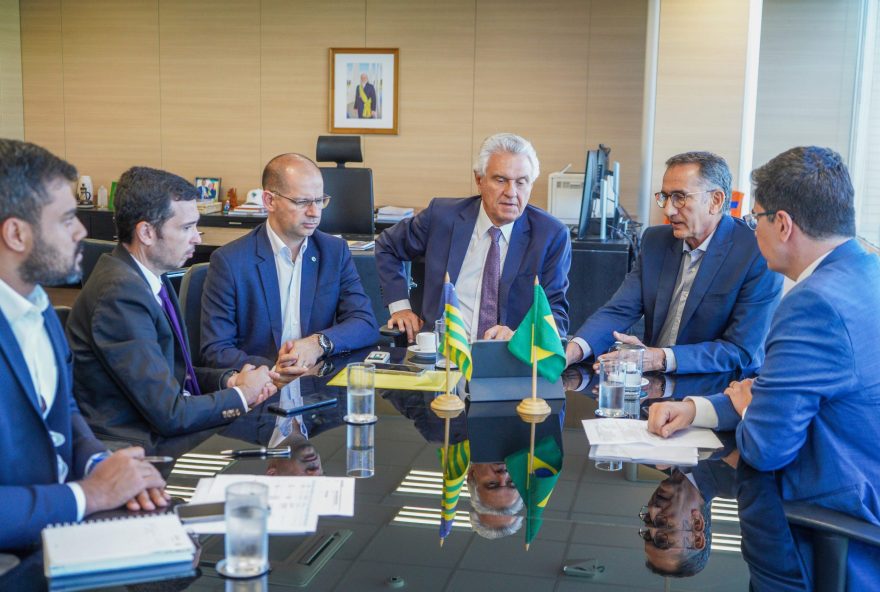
[589,444,700,466]
[184,475,355,535]
[582,418,722,449]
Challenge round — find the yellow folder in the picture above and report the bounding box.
[327,369,462,392]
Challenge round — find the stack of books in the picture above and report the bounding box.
[375,206,414,224]
[228,203,267,216]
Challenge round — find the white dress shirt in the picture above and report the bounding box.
[266,222,308,344]
[0,278,91,519]
[131,257,248,409]
[688,248,834,427]
[389,203,514,342]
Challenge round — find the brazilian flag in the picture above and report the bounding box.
[507,281,565,382]
[440,281,473,381]
[438,440,470,541]
[505,436,563,545]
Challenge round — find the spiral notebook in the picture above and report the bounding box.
[42,513,195,579]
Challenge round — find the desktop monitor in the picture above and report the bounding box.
[576,144,612,240]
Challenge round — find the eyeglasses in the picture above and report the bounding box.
[638,526,698,550]
[266,190,331,210]
[639,505,700,531]
[654,189,716,209]
[743,210,778,230]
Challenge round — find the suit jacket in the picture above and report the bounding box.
[709,239,880,590]
[67,245,246,446]
[200,226,378,369]
[375,197,572,335]
[0,304,105,551]
[574,215,782,373]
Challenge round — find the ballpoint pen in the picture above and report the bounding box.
[220,446,291,458]
[142,456,175,463]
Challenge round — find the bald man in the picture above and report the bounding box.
[201,153,378,378]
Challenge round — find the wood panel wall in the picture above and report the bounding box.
[0,0,24,139]
[20,0,648,214]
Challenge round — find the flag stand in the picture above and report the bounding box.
[515,277,551,550]
[432,272,466,546]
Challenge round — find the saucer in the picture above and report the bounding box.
[215,559,270,579]
[408,345,436,359]
[434,357,458,370]
[641,377,649,388]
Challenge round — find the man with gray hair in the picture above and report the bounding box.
[566,151,782,374]
[466,462,524,539]
[376,132,572,342]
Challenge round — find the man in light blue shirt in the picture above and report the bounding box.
[0,139,166,552]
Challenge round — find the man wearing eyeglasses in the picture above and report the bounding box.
[566,151,782,374]
[201,153,378,380]
[68,167,278,446]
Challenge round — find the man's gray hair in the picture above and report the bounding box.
[466,479,524,516]
[469,511,523,540]
[665,151,732,213]
[473,133,540,183]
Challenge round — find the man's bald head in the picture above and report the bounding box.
[261,153,321,194]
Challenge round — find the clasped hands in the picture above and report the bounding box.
[386,309,513,343]
[646,378,754,438]
[565,331,667,372]
[272,335,325,387]
[226,363,279,407]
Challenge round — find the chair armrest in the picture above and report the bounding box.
[784,501,880,547]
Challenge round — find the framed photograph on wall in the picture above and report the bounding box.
[330,48,399,135]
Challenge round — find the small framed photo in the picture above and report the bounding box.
[329,48,399,135]
[194,177,221,201]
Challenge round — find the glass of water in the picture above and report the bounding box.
[435,319,447,367]
[219,482,269,578]
[345,363,376,424]
[596,359,626,417]
[347,423,375,478]
[615,343,645,400]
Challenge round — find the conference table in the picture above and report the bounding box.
[4,350,753,591]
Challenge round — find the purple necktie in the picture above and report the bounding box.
[158,284,202,396]
[477,226,502,339]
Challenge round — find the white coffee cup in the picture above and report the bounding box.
[416,332,437,353]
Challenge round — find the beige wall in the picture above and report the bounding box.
[0,0,24,140]
[19,0,647,214]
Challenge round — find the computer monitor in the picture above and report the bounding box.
[576,144,612,240]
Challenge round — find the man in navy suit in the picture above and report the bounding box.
[649,147,880,590]
[0,140,166,552]
[567,152,782,374]
[200,153,378,378]
[68,167,277,446]
[376,133,571,343]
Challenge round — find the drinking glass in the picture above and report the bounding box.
[345,363,376,424]
[596,359,626,418]
[346,423,375,478]
[219,482,269,578]
[615,343,645,400]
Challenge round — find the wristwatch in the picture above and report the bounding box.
[317,333,334,357]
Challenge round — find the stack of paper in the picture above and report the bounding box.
[582,418,721,466]
[184,475,355,535]
[376,206,414,223]
[347,240,375,251]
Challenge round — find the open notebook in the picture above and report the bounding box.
[42,513,195,580]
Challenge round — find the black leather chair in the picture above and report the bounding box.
[315,136,374,237]
[178,263,210,366]
[784,501,880,591]
[80,238,116,286]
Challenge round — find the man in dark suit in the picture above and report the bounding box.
[67,167,277,447]
[376,132,572,343]
[0,140,166,552]
[567,151,782,374]
[200,153,378,377]
[649,147,880,590]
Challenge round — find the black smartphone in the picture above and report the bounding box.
[371,363,426,376]
[267,398,338,417]
[174,502,225,523]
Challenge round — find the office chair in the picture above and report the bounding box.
[784,501,880,591]
[178,263,210,366]
[81,238,116,286]
[315,136,374,237]
[53,305,72,330]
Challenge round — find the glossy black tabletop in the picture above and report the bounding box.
[5,348,752,591]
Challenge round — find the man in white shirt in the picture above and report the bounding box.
[376,133,572,343]
[0,140,166,551]
[67,167,277,446]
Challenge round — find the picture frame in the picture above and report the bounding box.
[329,48,399,135]
[194,177,221,202]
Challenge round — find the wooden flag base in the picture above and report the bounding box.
[516,397,551,423]
[431,393,465,418]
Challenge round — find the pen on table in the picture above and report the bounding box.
[220,446,291,458]
[142,456,175,463]
[283,398,338,415]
